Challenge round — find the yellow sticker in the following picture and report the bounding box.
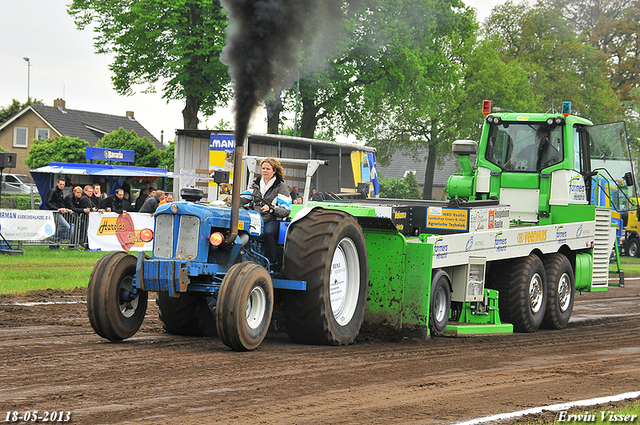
[237,221,244,230]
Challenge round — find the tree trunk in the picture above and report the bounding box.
[422,140,437,200]
[300,96,319,139]
[182,94,200,129]
[265,91,282,134]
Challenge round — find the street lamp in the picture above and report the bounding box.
[23,57,31,103]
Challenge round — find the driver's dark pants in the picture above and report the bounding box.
[261,220,280,265]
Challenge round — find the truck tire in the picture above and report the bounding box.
[282,208,368,345]
[87,252,148,341]
[156,293,217,337]
[627,236,640,257]
[541,253,574,330]
[487,254,546,333]
[216,262,273,351]
[430,270,451,336]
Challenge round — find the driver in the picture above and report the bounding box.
[238,157,292,266]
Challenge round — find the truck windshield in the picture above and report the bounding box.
[485,123,564,172]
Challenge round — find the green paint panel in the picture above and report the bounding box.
[363,229,408,327]
[444,323,514,336]
[500,172,540,189]
[402,241,433,327]
[551,204,596,224]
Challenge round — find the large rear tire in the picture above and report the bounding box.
[541,253,574,330]
[156,293,217,337]
[487,254,546,333]
[216,262,274,351]
[627,236,640,257]
[282,208,368,345]
[87,252,148,341]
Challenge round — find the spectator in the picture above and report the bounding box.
[139,190,165,215]
[45,178,71,250]
[83,185,98,212]
[68,186,93,248]
[309,188,317,200]
[166,193,174,203]
[91,183,104,210]
[134,188,150,212]
[103,189,132,214]
[290,186,300,200]
[121,177,132,199]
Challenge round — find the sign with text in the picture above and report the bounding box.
[0,209,55,240]
[88,212,154,251]
[426,207,469,232]
[86,147,135,163]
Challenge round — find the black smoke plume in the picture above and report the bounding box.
[220,0,343,146]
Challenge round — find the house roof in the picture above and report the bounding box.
[0,103,163,149]
[377,147,466,187]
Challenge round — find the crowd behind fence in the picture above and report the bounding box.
[14,212,89,250]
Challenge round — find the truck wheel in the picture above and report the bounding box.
[156,293,217,337]
[627,237,640,257]
[541,253,574,330]
[87,252,148,341]
[216,262,273,351]
[430,271,451,336]
[487,254,546,333]
[282,208,368,345]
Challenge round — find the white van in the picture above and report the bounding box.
[0,173,38,195]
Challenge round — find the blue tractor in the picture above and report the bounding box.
[87,188,370,351]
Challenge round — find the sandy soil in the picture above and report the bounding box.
[1,279,639,424]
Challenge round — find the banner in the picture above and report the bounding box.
[0,209,55,241]
[88,212,154,251]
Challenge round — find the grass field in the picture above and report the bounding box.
[0,246,112,295]
[1,246,639,295]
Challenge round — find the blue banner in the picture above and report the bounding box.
[86,147,135,163]
[210,134,235,151]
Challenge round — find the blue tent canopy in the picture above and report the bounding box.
[30,162,173,208]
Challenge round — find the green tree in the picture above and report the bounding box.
[97,128,160,168]
[344,0,477,200]
[25,136,89,169]
[158,141,175,172]
[379,172,421,200]
[0,99,41,126]
[68,0,230,129]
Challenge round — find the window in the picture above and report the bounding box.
[35,128,49,140]
[13,127,28,148]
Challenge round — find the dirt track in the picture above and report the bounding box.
[1,278,639,425]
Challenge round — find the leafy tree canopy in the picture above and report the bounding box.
[68,0,230,129]
[379,172,421,200]
[97,128,160,168]
[0,99,42,126]
[25,136,89,169]
[158,141,175,172]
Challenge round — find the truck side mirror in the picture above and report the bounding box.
[624,172,634,187]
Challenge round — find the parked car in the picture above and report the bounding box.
[0,173,38,195]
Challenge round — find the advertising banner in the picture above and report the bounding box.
[0,209,55,240]
[87,212,154,251]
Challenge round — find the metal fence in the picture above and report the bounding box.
[13,212,89,249]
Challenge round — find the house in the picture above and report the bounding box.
[0,99,162,175]
[377,147,465,200]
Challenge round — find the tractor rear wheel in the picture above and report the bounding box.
[216,262,273,351]
[157,293,217,337]
[487,254,546,333]
[282,208,368,345]
[87,252,148,341]
[541,253,574,330]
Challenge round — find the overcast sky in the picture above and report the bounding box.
[1,0,507,145]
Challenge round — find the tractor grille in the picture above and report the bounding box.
[153,214,200,260]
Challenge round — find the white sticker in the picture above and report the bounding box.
[429,207,442,216]
[250,214,262,234]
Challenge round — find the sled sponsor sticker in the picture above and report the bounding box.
[426,207,469,232]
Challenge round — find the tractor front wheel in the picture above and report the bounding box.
[282,208,368,345]
[87,252,148,341]
[216,262,274,351]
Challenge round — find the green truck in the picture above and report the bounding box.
[88,101,631,350]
